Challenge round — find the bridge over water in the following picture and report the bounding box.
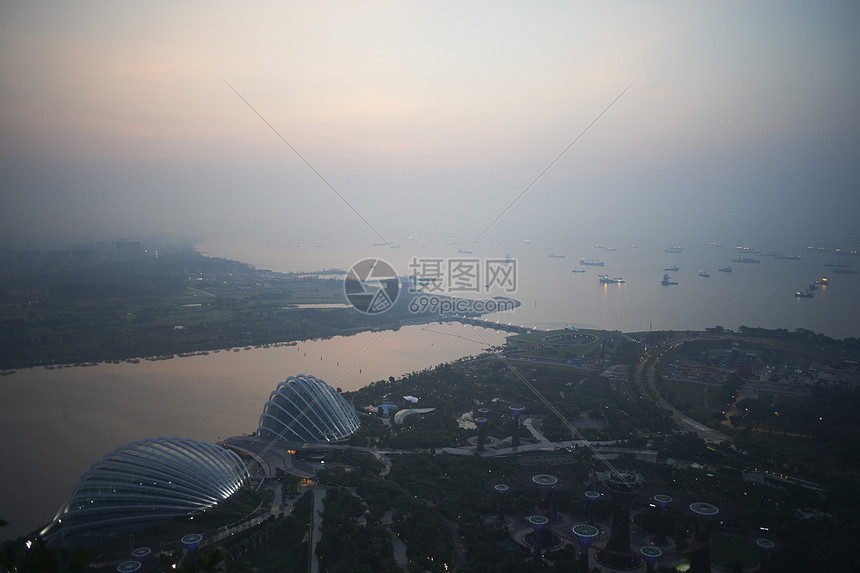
[448,316,537,334]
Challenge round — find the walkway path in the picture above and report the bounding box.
[269,482,283,514]
[523,416,551,444]
[390,530,408,570]
[309,487,327,573]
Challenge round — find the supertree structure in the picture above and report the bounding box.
[601,470,644,554]
[640,546,663,573]
[572,524,600,573]
[689,502,719,573]
[756,538,775,572]
[653,494,673,546]
[528,515,549,563]
[181,533,203,568]
[131,547,151,564]
[532,473,559,520]
[584,490,601,525]
[494,483,510,525]
[509,406,525,447]
[595,469,645,570]
[475,417,487,452]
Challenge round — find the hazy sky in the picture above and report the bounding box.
[2,1,859,249]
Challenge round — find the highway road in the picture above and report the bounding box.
[634,340,732,444]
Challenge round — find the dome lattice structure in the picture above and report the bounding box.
[257,374,360,442]
[48,437,248,545]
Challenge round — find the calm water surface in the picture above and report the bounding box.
[4,233,858,540]
[200,233,860,338]
[0,323,506,540]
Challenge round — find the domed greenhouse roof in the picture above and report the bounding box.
[257,374,360,442]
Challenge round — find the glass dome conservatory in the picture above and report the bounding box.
[46,437,248,546]
[257,374,360,442]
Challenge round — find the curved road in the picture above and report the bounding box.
[634,341,731,444]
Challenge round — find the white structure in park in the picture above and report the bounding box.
[257,374,360,442]
[45,437,249,546]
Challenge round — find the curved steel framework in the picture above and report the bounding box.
[257,374,360,442]
[50,437,249,545]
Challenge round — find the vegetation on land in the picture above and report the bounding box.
[654,334,860,477]
[5,326,860,571]
[331,335,859,572]
[213,491,313,573]
[0,251,428,370]
[4,247,860,571]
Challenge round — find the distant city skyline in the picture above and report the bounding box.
[2,2,859,249]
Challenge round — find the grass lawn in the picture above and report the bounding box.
[710,534,760,570]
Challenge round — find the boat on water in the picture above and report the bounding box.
[795,289,814,298]
[579,258,605,266]
[661,273,678,286]
[833,268,858,274]
[664,246,683,254]
[718,266,732,272]
[548,253,566,259]
[458,248,473,254]
[735,246,761,255]
[571,268,586,273]
[825,262,850,268]
[598,274,625,284]
[663,265,679,272]
[775,254,801,260]
[698,269,710,278]
[733,255,761,263]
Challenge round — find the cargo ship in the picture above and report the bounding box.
[579,258,605,267]
[661,273,678,286]
[598,274,626,284]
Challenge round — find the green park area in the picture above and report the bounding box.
[3,253,860,572]
[0,252,414,370]
[310,331,859,572]
[4,327,860,572]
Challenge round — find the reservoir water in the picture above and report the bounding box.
[3,232,858,541]
[0,323,507,541]
[200,233,860,339]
